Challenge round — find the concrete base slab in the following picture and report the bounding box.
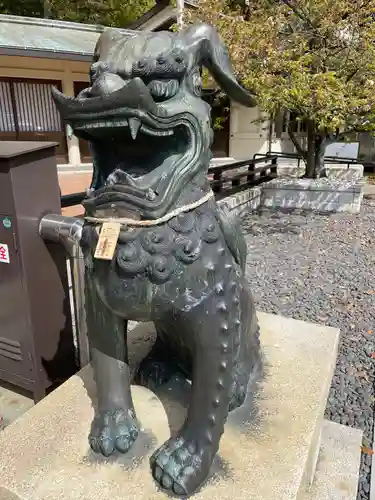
[261,178,364,214]
[303,420,362,500]
[0,312,339,500]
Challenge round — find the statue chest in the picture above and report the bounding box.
[82,208,227,320]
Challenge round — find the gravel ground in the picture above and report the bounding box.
[242,198,375,500]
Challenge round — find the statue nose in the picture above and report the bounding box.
[90,73,127,97]
[52,76,158,116]
[92,77,158,114]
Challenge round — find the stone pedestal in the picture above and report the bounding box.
[0,313,342,500]
[277,163,364,182]
[261,178,364,214]
[302,421,362,500]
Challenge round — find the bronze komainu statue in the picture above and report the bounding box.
[53,23,262,496]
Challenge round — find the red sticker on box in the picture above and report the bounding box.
[0,243,10,263]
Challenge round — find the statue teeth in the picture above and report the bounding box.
[128,117,142,140]
[141,126,174,137]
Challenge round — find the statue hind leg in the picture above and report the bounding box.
[229,282,262,412]
[134,333,185,391]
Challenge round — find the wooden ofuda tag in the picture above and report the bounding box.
[94,222,121,260]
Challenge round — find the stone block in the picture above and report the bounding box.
[0,312,339,500]
[303,420,362,500]
[218,186,262,215]
[276,163,364,182]
[209,157,237,166]
[277,163,306,178]
[261,178,364,214]
[324,164,364,182]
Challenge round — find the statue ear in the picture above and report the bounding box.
[182,23,256,107]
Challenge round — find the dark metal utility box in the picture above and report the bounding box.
[0,141,77,402]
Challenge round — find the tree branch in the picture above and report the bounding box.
[288,121,307,159]
[345,68,359,82]
[280,0,317,32]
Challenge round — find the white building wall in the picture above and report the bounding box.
[268,137,309,165]
[229,101,375,165]
[228,103,271,160]
[348,132,375,162]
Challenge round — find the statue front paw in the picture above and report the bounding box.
[89,408,139,457]
[150,434,213,496]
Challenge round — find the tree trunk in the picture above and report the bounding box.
[288,119,332,179]
[44,0,51,18]
[314,135,327,178]
[305,121,331,179]
[305,120,316,177]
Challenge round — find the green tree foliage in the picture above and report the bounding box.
[48,0,155,27]
[188,0,375,177]
[0,0,43,17]
[0,0,155,27]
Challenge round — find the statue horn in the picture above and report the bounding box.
[183,23,256,107]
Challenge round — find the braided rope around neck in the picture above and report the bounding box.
[85,190,215,228]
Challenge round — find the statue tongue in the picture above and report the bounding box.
[106,169,142,187]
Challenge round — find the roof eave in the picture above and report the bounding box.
[0,46,93,62]
[0,13,135,36]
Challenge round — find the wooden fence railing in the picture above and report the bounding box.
[209,155,277,198]
[253,151,363,170]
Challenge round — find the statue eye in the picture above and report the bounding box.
[89,62,109,83]
[191,71,202,96]
[90,63,100,81]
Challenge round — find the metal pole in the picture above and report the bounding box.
[176,0,184,30]
[43,0,52,18]
[39,214,90,367]
[71,245,90,367]
[39,214,84,256]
